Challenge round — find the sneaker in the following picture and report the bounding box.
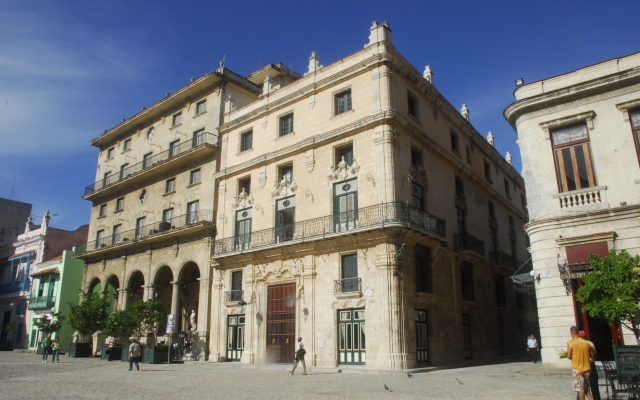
[136,367,139,371]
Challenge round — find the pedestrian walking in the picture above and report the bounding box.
[567,326,594,400]
[41,334,52,363]
[527,334,539,363]
[128,339,141,371]
[576,331,601,400]
[107,336,116,361]
[290,337,307,375]
[51,338,62,363]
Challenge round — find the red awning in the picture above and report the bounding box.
[30,268,60,277]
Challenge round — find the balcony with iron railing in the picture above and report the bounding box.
[75,210,214,257]
[224,290,244,303]
[83,132,216,199]
[334,277,362,294]
[28,295,56,309]
[453,233,485,258]
[490,251,516,270]
[213,202,446,257]
[0,280,30,294]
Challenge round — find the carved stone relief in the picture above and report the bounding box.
[328,157,360,182]
[231,189,253,209]
[271,177,297,198]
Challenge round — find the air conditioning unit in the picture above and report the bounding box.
[158,222,171,232]
[149,229,159,235]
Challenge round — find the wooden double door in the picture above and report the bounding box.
[266,284,296,363]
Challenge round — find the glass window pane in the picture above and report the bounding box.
[561,148,576,191]
[361,323,366,349]
[551,124,588,145]
[339,324,346,350]
[353,323,359,350]
[574,145,591,189]
[346,323,352,350]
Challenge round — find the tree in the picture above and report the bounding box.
[576,249,640,344]
[127,300,165,342]
[104,309,138,340]
[32,312,67,337]
[67,293,110,340]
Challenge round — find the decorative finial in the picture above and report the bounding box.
[423,65,433,83]
[487,132,494,147]
[506,151,512,165]
[461,104,469,121]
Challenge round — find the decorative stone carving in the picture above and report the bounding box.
[261,75,273,97]
[258,167,266,189]
[461,104,469,121]
[364,20,392,48]
[304,51,323,76]
[506,151,512,165]
[308,94,315,110]
[423,65,433,84]
[219,181,226,195]
[189,310,197,332]
[231,188,253,209]
[455,193,467,211]
[410,164,428,186]
[261,115,268,129]
[305,152,315,173]
[271,176,297,198]
[487,131,494,147]
[328,157,360,181]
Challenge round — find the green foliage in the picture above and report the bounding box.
[576,249,640,338]
[32,312,67,335]
[104,309,138,339]
[127,300,166,339]
[66,294,110,336]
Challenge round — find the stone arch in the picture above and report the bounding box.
[87,277,102,295]
[105,274,120,313]
[176,262,200,333]
[153,266,174,335]
[127,270,145,305]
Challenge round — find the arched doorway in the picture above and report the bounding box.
[88,277,102,296]
[105,275,120,313]
[154,266,174,335]
[178,262,200,333]
[128,271,145,305]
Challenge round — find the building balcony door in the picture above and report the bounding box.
[415,309,428,364]
[276,197,295,243]
[226,315,245,361]
[334,179,358,232]
[266,284,295,363]
[235,209,252,251]
[338,308,365,365]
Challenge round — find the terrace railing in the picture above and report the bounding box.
[490,251,516,270]
[334,277,362,294]
[28,295,56,309]
[84,132,216,196]
[453,233,485,257]
[214,202,446,256]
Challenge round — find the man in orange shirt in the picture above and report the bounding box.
[567,326,595,400]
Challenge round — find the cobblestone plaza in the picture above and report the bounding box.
[0,352,576,399]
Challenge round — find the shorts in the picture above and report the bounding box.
[572,368,591,393]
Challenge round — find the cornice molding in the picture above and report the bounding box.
[556,231,616,247]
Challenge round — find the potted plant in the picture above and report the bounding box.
[127,300,168,364]
[66,294,110,357]
[102,309,138,361]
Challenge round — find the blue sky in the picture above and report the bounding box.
[1,0,638,230]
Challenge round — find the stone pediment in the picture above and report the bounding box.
[231,188,253,209]
[410,164,428,186]
[328,157,360,182]
[271,177,297,198]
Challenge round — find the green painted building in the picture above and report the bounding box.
[27,246,84,350]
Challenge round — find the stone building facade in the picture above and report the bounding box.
[504,51,640,366]
[210,22,535,369]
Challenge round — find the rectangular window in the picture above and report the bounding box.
[631,109,640,165]
[119,163,129,179]
[407,92,418,118]
[508,215,515,231]
[169,140,181,157]
[231,271,242,291]
[235,208,252,251]
[466,145,471,164]
[279,165,293,183]
[341,254,359,292]
[411,147,423,168]
[238,177,251,195]
[187,201,199,223]
[337,145,354,166]
[166,178,175,193]
[190,169,201,185]
[496,274,506,307]
[112,224,121,244]
[415,251,432,293]
[115,197,124,211]
[193,129,205,147]
[504,178,511,199]
[173,112,182,126]
[484,160,492,182]
[488,201,496,220]
[143,152,153,169]
[99,204,107,217]
[521,194,527,211]
[240,130,253,152]
[123,139,131,151]
[335,90,352,115]
[96,230,105,248]
[279,113,294,136]
[551,123,596,192]
[461,262,474,302]
[334,178,358,232]
[196,100,206,115]
[107,148,114,159]
[451,131,460,153]
[455,176,464,196]
[135,217,146,238]
[411,183,424,211]
[162,208,173,223]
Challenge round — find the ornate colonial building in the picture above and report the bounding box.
[78,22,535,368]
[210,22,534,369]
[504,51,640,366]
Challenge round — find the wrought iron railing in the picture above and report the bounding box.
[490,251,516,270]
[224,290,244,302]
[78,210,213,254]
[334,277,362,293]
[28,295,56,309]
[213,202,446,256]
[84,132,216,196]
[453,233,485,257]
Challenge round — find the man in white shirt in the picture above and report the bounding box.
[290,337,307,375]
[527,334,539,363]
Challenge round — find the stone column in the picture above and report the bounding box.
[373,125,397,204]
[209,268,224,362]
[197,276,211,361]
[119,288,130,311]
[170,282,180,319]
[240,265,254,364]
